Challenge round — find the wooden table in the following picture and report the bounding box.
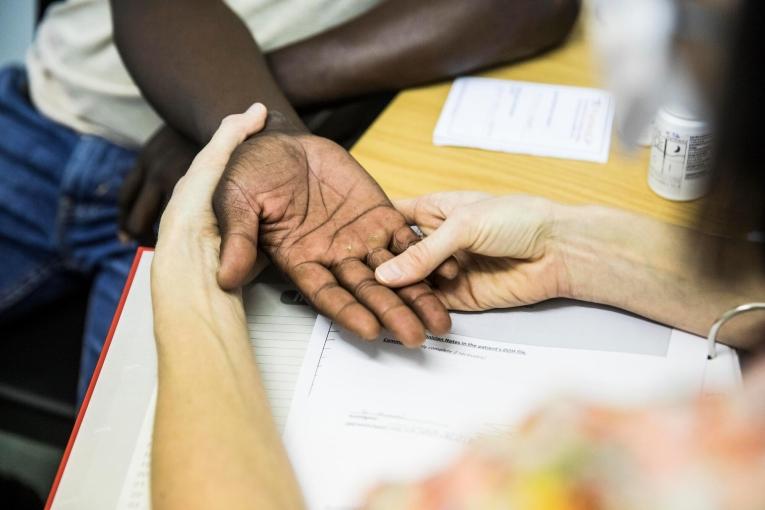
[351,26,711,231]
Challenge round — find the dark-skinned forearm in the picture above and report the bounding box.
[111,0,306,144]
[268,0,580,107]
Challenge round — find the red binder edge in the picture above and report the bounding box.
[45,246,154,509]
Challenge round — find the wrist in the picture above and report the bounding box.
[551,203,690,312]
[152,235,244,331]
[152,267,246,347]
[245,128,314,155]
[549,203,625,305]
[197,104,307,142]
[262,109,309,135]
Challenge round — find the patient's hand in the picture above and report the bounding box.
[213,133,452,346]
[119,124,199,244]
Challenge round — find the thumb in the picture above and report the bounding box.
[375,217,463,287]
[214,184,260,290]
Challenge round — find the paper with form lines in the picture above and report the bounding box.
[245,284,317,430]
[434,77,615,163]
[284,314,739,509]
[115,283,316,510]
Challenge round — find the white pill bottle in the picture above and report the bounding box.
[648,101,714,201]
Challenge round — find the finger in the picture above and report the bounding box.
[390,224,459,280]
[431,283,467,312]
[367,249,451,336]
[118,162,145,235]
[289,260,381,341]
[124,186,162,242]
[213,147,265,290]
[333,257,425,347]
[182,103,269,205]
[192,103,268,177]
[376,217,465,288]
[390,195,459,280]
[234,250,271,286]
[247,251,271,281]
[210,106,267,289]
[430,269,486,312]
[393,192,490,227]
[392,197,443,232]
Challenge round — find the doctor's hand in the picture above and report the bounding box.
[374,192,571,311]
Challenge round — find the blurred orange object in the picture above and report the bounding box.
[364,359,765,510]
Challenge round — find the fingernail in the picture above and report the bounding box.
[247,102,266,114]
[376,263,402,284]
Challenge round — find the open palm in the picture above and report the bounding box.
[213,132,452,346]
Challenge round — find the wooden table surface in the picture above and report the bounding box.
[351,26,712,231]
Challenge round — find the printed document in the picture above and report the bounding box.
[433,77,615,163]
[284,313,739,509]
[55,252,740,510]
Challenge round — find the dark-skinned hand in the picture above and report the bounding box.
[213,132,458,346]
[119,124,199,244]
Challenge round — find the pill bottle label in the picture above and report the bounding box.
[648,113,713,201]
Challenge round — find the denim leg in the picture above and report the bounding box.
[0,66,82,321]
[0,66,141,404]
[59,136,138,401]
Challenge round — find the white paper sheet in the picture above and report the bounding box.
[110,279,740,510]
[284,315,739,509]
[116,391,156,510]
[433,77,615,163]
[245,284,317,430]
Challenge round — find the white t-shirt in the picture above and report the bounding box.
[26,0,381,148]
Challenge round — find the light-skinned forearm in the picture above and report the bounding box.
[151,235,303,510]
[553,204,765,349]
[269,0,580,107]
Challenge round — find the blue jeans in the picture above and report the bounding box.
[0,66,138,402]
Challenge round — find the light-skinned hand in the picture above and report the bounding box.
[374,192,571,311]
